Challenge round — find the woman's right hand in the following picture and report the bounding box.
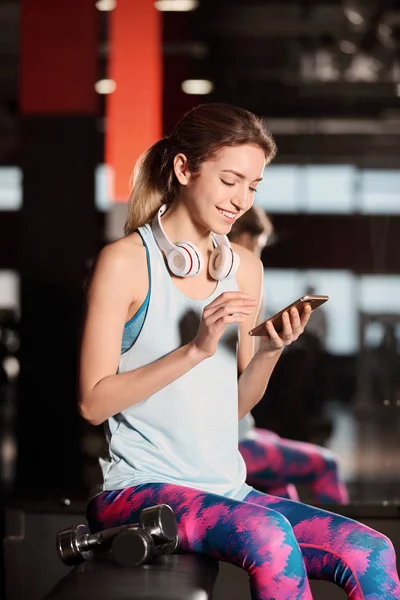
[191,292,258,359]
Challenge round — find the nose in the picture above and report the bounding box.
[231,187,251,212]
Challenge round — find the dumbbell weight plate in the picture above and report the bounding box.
[57,524,94,565]
[139,504,178,544]
[111,528,154,568]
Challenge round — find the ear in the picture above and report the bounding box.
[173,153,192,186]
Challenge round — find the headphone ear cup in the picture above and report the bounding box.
[166,247,191,277]
[167,242,203,277]
[176,241,204,277]
[209,245,240,281]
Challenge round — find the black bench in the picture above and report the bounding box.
[1,500,218,600]
[3,499,400,600]
[45,554,218,600]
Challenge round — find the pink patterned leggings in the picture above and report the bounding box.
[88,483,400,600]
[240,428,349,503]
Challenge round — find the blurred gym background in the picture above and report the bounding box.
[0,1,400,598]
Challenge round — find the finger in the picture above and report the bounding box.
[289,307,301,330]
[280,311,293,342]
[207,301,257,319]
[207,304,256,325]
[265,319,283,344]
[300,303,312,327]
[219,314,246,325]
[212,314,246,331]
[204,297,257,316]
[205,292,256,311]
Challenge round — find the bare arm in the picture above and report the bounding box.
[238,349,283,420]
[81,345,204,427]
[78,240,204,425]
[233,243,283,419]
[79,239,253,426]
[234,243,312,420]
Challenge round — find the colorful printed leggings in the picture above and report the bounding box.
[88,483,400,600]
[239,428,349,504]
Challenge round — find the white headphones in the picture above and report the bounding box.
[151,204,240,280]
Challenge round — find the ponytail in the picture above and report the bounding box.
[124,103,277,236]
[124,137,177,235]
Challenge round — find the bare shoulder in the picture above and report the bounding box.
[231,241,263,293]
[89,232,148,301]
[96,232,146,272]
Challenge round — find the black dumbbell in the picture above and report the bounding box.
[56,504,178,566]
[108,504,179,567]
[110,526,179,567]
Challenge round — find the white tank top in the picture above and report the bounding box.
[100,223,250,500]
[238,413,256,441]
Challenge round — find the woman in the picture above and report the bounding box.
[229,206,349,504]
[80,103,400,600]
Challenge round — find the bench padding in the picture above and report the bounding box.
[45,554,219,600]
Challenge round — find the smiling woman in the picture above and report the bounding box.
[158,143,266,234]
[124,103,275,237]
[79,103,400,600]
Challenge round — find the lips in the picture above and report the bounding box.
[217,208,238,223]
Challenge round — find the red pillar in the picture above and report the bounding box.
[20,0,97,115]
[106,0,162,202]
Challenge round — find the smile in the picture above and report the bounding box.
[217,208,238,223]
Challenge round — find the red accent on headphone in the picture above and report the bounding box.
[179,245,193,275]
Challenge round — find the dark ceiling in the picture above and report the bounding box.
[3,1,400,164]
[164,0,400,115]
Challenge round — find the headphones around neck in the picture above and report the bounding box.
[151,204,240,280]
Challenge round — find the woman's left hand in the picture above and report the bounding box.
[259,304,312,354]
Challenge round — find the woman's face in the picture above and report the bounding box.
[174,144,265,235]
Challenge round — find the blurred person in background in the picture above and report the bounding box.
[80,103,400,600]
[370,322,400,406]
[229,206,348,504]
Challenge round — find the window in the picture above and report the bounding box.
[359,275,400,312]
[257,164,400,214]
[95,164,114,211]
[257,166,300,212]
[304,165,355,213]
[0,168,22,210]
[359,170,400,214]
[0,271,19,311]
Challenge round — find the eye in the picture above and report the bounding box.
[221,179,236,187]
[249,187,258,193]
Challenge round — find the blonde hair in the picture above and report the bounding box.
[228,205,273,241]
[124,103,277,235]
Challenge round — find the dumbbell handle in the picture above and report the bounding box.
[156,536,179,555]
[57,504,178,566]
[83,504,176,550]
[79,523,140,552]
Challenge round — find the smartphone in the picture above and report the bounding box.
[248,294,329,337]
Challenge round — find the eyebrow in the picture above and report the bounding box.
[221,169,263,183]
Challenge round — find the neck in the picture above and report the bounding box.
[160,200,214,256]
